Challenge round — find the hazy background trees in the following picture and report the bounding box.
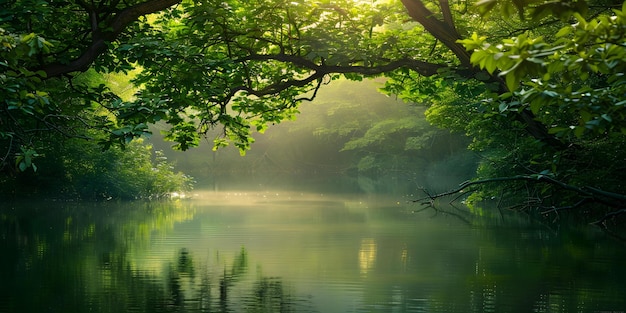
[149,79,476,193]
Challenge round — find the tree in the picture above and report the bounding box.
[0,0,182,175]
[2,0,498,153]
[2,0,626,224]
[412,0,626,226]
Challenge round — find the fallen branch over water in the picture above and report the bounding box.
[413,175,626,227]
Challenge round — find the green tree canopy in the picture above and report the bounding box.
[2,0,626,223]
[1,0,506,154]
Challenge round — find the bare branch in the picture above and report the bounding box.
[413,175,626,223]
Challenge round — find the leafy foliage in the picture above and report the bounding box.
[112,0,413,152]
[461,3,626,139]
[2,137,193,200]
[1,0,626,223]
[307,80,471,176]
[429,0,626,222]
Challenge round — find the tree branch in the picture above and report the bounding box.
[242,54,448,77]
[227,54,452,100]
[400,0,471,67]
[439,0,457,32]
[401,0,567,150]
[41,0,181,78]
[413,175,626,222]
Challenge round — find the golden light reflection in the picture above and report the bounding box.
[401,246,409,271]
[358,238,377,275]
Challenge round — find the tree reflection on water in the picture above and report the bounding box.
[162,247,305,313]
[1,194,626,313]
[0,200,313,313]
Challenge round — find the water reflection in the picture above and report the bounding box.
[358,238,377,276]
[1,191,625,313]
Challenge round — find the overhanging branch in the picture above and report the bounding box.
[228,54,455,100]
[41,0,182,78]
[400,0,471,67]
[243,54,448,77]
[414,175,626,224]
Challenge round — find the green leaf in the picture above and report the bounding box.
[555,27,572,38]
[505,72,520,91]
[529,99,542,114]
[484,55,497,73]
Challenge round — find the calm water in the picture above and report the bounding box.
[1,189,625,313]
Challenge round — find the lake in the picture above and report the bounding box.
[1,186,625,313]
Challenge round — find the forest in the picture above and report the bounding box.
[2,0,626,228]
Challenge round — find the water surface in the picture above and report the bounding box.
[1,189,625,313]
